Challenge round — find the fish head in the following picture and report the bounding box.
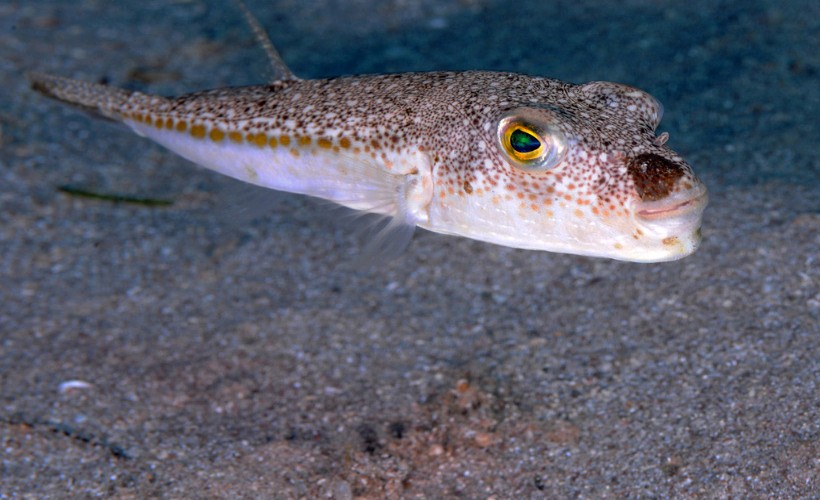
[427,76,707,262]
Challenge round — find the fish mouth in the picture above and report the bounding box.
[636,186,708,222]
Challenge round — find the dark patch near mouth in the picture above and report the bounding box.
[626,153,686,201]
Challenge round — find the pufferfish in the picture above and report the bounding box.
[29,4,707,263]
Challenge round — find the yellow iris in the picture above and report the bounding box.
[503,125,545,162]
[497,109,568,172]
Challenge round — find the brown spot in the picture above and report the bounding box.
[662,236,679,246]
[252,134,268,148]
[209,128,225,142]
[463,181,473,194]
[317,138,332,149]
[229,131,243,143]
[175,120,187,132]
[279,135,291,146]
[626,153,685,201]
[190,124,206,139]
[268,136,278,148]
[299,136,311,146]
[339,137,351,149]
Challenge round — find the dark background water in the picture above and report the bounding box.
[1,0,817,497]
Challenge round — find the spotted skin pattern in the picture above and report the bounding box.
[30,43,707,262]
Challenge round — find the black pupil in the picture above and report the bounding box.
[510,129,541,153]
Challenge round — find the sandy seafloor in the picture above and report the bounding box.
[1,0,817,497]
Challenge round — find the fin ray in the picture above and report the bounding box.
[234,0,298,82]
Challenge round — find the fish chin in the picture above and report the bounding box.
[619,225,704,262]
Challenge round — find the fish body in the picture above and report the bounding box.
[30,12,707,262]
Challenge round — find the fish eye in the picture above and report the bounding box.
[508,127,544,159]
[498,111,567,172]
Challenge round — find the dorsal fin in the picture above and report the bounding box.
[234,0,299,82]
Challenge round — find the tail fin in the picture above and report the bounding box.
[28,72,135,121]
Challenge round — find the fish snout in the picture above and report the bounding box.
[627,153,692,202]
[628,153,707,227]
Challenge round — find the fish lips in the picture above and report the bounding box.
[635,185,709,232]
